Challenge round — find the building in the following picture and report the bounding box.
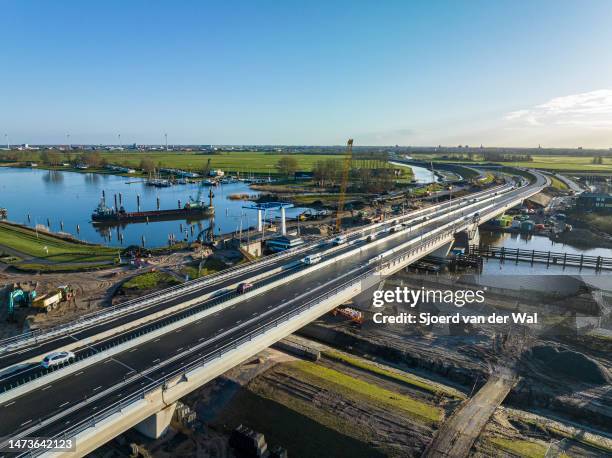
[265,235,304,252]
[575,192,612,212]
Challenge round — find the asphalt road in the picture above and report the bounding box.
[0,175,547,448]
[0,184,506,373]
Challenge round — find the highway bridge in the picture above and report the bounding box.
[0,170,548,457]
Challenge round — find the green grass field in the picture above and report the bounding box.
[414,154,612,172]
[0,222,118,265]
[97,151,337,174]
[88,151,413,178]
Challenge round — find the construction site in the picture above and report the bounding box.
[1,142,611,458]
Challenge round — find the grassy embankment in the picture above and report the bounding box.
[548,175,569,190]
[0,222,118,271]
[290,360,442,423]
[180,257,229,280]
[323,350,464,399]
[488,438,553,458]
[216,358,442,458]
[121,271,180,290]
[568,211,612,236]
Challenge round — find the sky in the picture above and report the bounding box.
[2,0,612,148]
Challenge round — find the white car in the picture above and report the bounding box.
[332,235,347,245]
[41,351,75,369]
[302,254,322,265]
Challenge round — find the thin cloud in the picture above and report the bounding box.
[506,89,612,128]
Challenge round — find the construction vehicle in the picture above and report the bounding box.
[335,139,353,232]
[5,287,37,321]
[31,285,76,313]
[332,306,364,325]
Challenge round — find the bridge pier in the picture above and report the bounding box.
[134,402,176,439]
[454,225,480,253]
[430,240,454,258]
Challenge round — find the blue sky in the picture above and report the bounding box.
[2,0,612,147]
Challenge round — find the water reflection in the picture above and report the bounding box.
[42,170,64,186]
[0,167,306,247]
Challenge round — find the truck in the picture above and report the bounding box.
[31,285,75,313]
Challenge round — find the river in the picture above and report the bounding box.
[0,167,305,248]
[479,229,612,277]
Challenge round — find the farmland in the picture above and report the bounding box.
[98,151,339,174]
[413,154,612,173]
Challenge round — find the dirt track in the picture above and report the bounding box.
[423,367,516,458]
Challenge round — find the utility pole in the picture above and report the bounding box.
[4,133,8,150]
[66,133,71,150]
[118,133,121,148]
[164,133,168,151]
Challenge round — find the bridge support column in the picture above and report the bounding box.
[134,402,176,439]
[257,209,262,232]
[430,240,454,258]
[281,207,287,235]
[454,225,480,254]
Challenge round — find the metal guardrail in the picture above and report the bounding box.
[8,180,545,455]
[0,183,511,352]
[17,217,468,456]
[0,185,521,397]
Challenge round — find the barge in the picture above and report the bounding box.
[91,200,214,223]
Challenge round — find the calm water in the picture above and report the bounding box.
[479,230,612,276]
[390,162,439,183]
[0,167,305,248]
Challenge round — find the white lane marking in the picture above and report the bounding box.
[152,358,160,364]
[103,359,112,364]
[4,401,15,407]
[42,385,52,391]
[93,386,102,391]
[74,371,83,376]
[236,320,242,324]
[176,347,183,352]
[59,401,69,408]
[154,338,160,342]
[129,347,138,352]
[175,329,182,333]
[21,419,31,426]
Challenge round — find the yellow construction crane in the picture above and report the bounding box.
[335,138,353,232]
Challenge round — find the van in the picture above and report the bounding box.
[333,235,347,246]
[302,254,322,265]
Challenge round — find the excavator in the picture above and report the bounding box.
[4,284,76,321]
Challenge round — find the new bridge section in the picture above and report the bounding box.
[0,183,514,374]
[0,174,547,455]
[0,185,516,395]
